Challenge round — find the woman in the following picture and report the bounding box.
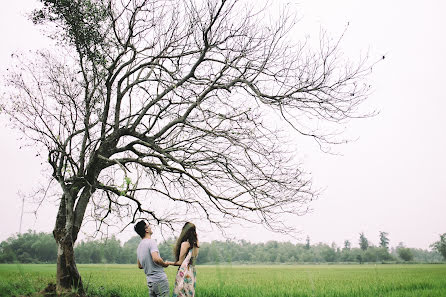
[169,222,199,297]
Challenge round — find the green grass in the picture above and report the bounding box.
[1,264,446,297]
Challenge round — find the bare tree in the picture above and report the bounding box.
[3,0,376,293]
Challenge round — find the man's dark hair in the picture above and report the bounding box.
[134,220,147,238]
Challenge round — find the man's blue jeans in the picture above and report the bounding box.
[148,278,170,297]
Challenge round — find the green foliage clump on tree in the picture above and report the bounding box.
[31,0,108,65]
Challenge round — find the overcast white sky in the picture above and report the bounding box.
[0,0,445,250]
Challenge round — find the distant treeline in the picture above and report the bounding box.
[0,230,443,264]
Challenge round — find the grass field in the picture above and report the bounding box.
[1,264,446,297]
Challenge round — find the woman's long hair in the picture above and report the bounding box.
[174,222,198,261]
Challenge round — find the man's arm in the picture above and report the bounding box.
[151,251,169,267]
[137,259,143,269]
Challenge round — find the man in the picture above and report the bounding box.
[134,220,170,297]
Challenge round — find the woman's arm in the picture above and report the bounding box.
[192,239,199,258]
[172,241,190,266]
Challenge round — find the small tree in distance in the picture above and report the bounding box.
[305,236,311,250]
[430,233,446,261]
[3,0,379,293]
[343,239,351,251]
[359,232,369,251]
[379,231,390,250]
[396,243,414,262]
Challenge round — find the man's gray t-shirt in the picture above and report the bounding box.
[137,238,167,284]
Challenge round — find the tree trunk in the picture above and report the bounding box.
[56,240,85,295]
[53,192,85,295]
